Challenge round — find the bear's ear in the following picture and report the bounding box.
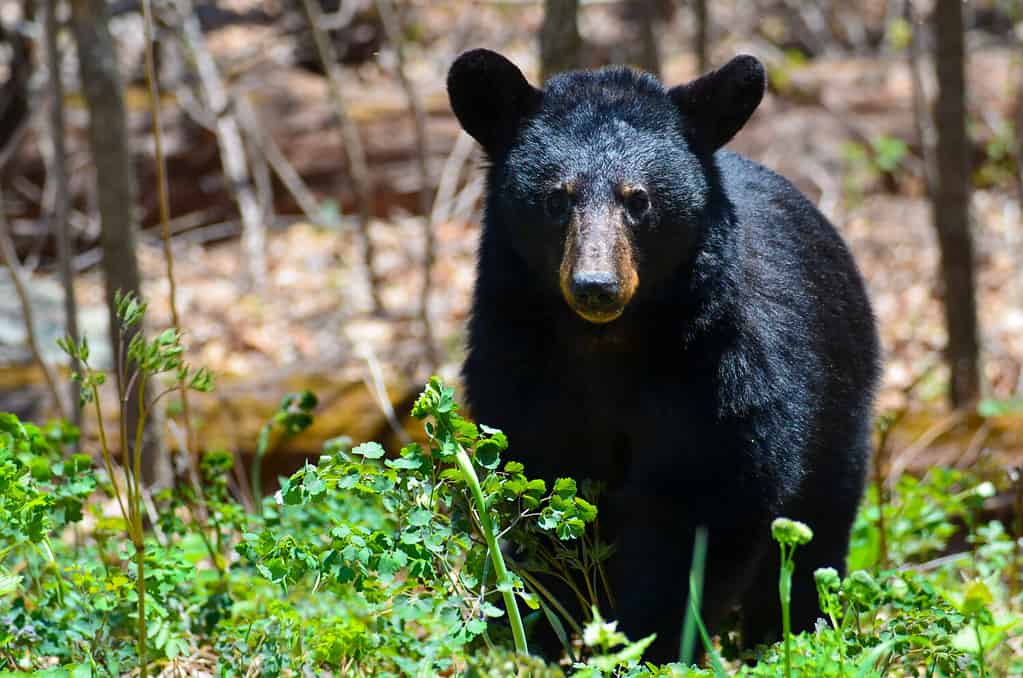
[447,49,543,156]
[667,55,766,154]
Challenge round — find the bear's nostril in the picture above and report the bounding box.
[571,271,620,309]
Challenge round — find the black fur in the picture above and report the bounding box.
[449,49,880,664]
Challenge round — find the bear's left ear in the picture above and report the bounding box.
[447,49,543,157]
[667,55,766,154]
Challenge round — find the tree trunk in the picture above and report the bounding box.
[45,0,82,435]
[540,0,581,81]
[634,0,661,77]
[70,0,168,485]
[0,21,31,159]
[694,0,709,73]
[931,0,981,408]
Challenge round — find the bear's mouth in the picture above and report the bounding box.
[568,303,625,324]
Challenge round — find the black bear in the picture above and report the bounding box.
[448,49,879,664]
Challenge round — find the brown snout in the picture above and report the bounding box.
[559,217,638,324]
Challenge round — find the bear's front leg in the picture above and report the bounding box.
[605,489,772,666]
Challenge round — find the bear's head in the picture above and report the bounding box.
[448,49,765,325]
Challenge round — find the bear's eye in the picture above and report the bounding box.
[625,189,650,221]
[544,188,572,222]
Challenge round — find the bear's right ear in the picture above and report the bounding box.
[447,49,543,156]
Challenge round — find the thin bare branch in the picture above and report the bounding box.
[431,132,476,228]
[906,0,936,195]
[237,97,325,224]
[0,190,68,419]
[142,0,209,513]
[357,344,411,446]
[376,0,437,368]
[300,0,384,313]
[175,0,267,288]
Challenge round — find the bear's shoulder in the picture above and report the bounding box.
[713,149,852,268]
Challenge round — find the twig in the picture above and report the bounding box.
[142,0,203,494]
[376,0,437,368]
[357,344,411,445]
[0,190,68,419]
[140,484,167,547]
[886,410,966,485]
[300,0,383,313]
[175,0,267,289]
[956,420,990,469]
[1011,466,1023,599]
[430,132,476,232]
[450,174,485,225]
[898,549,972,573]
[141,0,190,437]
[906,0,937,195]
[235,95,324,224]
[44,0,82,434]
[249,131,274,226]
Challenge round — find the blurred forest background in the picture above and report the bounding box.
[0,0,1021,496]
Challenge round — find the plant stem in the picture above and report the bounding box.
[90,382,128,521]
[133,377,148,678]
[779,544,793,678]
[135,528,147,677]
[515,567,583,636]
[452,446,529,655]
[680,526,708,665]
[39,538,66,606]
[141,0,199,468]
[974,620,987,678]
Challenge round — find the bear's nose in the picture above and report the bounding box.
[571,271,620,310]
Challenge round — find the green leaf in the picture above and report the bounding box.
[553,477,577,499]
[574,497,597,522]
[525,478,546,495]
[0,573,21,596]
[302,469,326,496]
[504,461,524,474]
[407,508,432,527]
[352,442,385,459]
[474,438,502,470]
[961,580,993,616]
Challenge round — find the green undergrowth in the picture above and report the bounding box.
[0,297,1020,677]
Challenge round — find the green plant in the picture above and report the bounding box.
[57,291,212,677]
[771,518,813,678]
[2,301,1020,676]
[234,376,598,673]
[251,390,318,501]
[841,135,909,203]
